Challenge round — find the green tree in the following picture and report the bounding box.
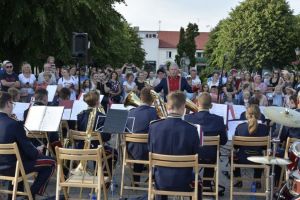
[0,0,145,70]
[175,23,199,67]
[205,0,299,70]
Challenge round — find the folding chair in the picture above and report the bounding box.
[201,135,220,200]
[0,143,36,200]
[120,133,149,197]
[26,131,52,156]
[148,152,199,200]
[230,136,270,200]
[55,146,108,200]
[69,129,112,179]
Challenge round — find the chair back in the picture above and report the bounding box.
[124,133,148,144]
[69,129,100,143]
[203,135,220,146]
[232,136,269,148]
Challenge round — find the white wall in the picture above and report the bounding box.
[158,48,177,67]
[138,31,159,69]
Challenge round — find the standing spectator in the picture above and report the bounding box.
[108,71,122,103]
[152,68,165,87]
[272,85,284,106]
[253,74,267,94]
[97,71,111,112]
[0,61,20,92]
[135,72,147,96]
[38,63,57,84]
[57,68,78,100]
[123,73,137,98]
[18,62,36,102]
[190,67,201,93]
[222,74,237,103]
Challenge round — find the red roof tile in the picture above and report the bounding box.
[158,31,210,50]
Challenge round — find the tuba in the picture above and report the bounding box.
[185,98,199,113]
[150,90,168,118]
[124,91,142,107]
[72,107,97,175]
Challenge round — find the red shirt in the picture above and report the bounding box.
[167,76,181,92]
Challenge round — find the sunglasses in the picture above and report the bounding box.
[6,65,13,68]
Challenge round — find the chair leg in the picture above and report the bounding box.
[56,166,61,200]
[120,161,126,197]
[215,166,219,200]
[230,164,234,200]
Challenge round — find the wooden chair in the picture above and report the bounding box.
[55,146,108,200]
[148,152,199,200]
[26,131,52,156]
[201,135,220,200]
[69,130,112,179]
[230,136,270,200]
[0,143,36,200]
[120,133,149,197]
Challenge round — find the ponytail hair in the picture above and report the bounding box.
[245,104,261,135]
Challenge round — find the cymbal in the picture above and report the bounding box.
[264,107,300,128]
[247,156,291,165]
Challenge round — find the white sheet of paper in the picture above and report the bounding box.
[24,106,47,131]
[12,102,30,121]
[70,100,88,120]
[210,103,228,125]
[227,120,247,140]
[100,95,104,103]
[62,109,72,120]
[110,104,135,111]
[40,106,64,132]
[195,124,203,146]
[259,106,267,119]
[46,85,57,102]
[228,105,246,120]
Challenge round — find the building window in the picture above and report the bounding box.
[152,34,156,38]
[166,51,172,59]
[196,52,202,57]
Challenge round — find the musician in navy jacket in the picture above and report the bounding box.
[233,104,268,188]
[0,92,55,199]
[126,87,158,183]
[185,92,227,188]
[154,63,192,101]
[148,91,201,200]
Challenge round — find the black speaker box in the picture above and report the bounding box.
[72,32,88,58]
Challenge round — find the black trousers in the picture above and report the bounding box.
[155,183,202,200]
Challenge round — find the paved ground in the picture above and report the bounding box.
[0,141,275,199]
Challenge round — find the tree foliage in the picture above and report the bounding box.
[0,0,145,69]
[175,23,199,67]
[205,0,299,70]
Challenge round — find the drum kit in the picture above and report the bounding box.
[247,107,300,200]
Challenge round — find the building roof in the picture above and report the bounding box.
[158,31,210,50]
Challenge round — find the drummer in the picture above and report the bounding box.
[233,104,269,189]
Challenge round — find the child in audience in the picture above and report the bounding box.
[242,91,251,107]
[272,85,284,106]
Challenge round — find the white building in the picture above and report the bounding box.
[138,30,210,70]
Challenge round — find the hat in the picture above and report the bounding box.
[2,60,12,66]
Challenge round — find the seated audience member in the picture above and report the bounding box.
[252,87,268,106]
[126,87,158,183]
[284,86,296,108]
[0,60,20,92]
[252,74,267,94]
[108,71,122,103]
[57,67,78,100]
[185,92,227,188]
[210,86,218,103]
[19,62,36,102]
[23,88,62,150]
[97,71,110,112]
[233,104,268,188]
[38,63,57,85]
[77,90,117,171]
[0,92,55,199]
[35,71,53,90]
[123,72,137,98]
[148,91,201,200]
[135,72,147,96]
[207,71,220,89]
[240,98,266,123]
[272,85,284,106]
[241,91,251,107]
[81,79,90,93]
[8,87,21,102]
[152,68,166,87]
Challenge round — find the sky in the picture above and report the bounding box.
[114,0,300,32]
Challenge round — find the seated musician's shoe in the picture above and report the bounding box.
[234,181,243,188]
[256,182,262,189]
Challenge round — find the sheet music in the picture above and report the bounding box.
[227,120,247,140]
[228,105,246,120]
[111,104,135,111]
[100,95,104,103]
[40,106,64,132]
[25,106,47,131]
[259,106,268,119]
[46,85,57,102]
[62,109,72,120]
[70,100,88,120]
[195,124,203,146]
[210,103,228,125]
[12,102,30,121]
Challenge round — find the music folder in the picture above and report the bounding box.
[24,106,64,132]
[103,109,129,134]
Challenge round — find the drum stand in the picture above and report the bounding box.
[266,124,284,200]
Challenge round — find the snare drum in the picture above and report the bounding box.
[288,142,300,171]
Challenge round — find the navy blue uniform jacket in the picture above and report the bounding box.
[235,122,268,158]
[77,109,111,143]
[127,105,158,160]
[0,113,39,172]
[148,117,199,190]
[154,77,192,101]
[185,111,227,162]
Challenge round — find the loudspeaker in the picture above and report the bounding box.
[72,32,88,58]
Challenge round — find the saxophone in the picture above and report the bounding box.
[72,107,97,175]
[150,90,168,118]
